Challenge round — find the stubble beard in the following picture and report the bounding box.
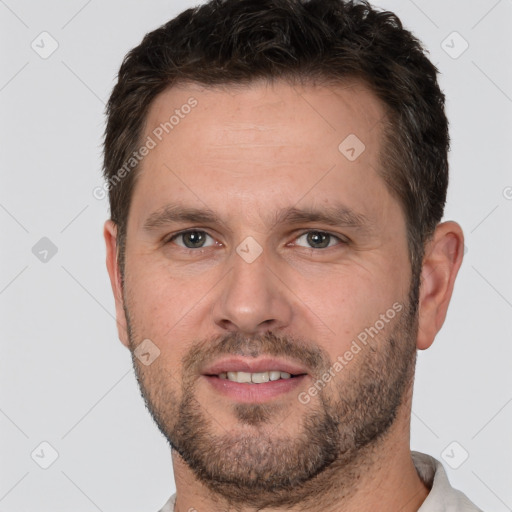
[125,293,419,508]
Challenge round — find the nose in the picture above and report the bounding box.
[212,245,293,335]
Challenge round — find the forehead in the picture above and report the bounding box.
[145,79,384,157]
[130,79,393,229]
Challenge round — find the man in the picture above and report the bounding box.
[102,0,482,510]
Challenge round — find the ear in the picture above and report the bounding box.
[416,221,464,350]
[104,220,130,348]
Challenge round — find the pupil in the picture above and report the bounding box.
[184,231,205,248]
[307,231,329,248]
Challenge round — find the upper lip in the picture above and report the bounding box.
[201,357,309,376]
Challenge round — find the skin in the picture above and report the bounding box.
[104,80,464,512]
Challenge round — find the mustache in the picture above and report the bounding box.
[181,330,331,376]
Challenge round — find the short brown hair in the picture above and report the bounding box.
[103,0,449,290]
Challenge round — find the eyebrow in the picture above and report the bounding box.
[272,205,370,231]
[143,204,227,232]
[142,202,371,234]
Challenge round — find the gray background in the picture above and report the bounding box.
[1,0,511,510]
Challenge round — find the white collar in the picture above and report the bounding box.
[158,451,482,512]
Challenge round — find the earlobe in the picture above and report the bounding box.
[416,221,464,350]
[104,220,130,348]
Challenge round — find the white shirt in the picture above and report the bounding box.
[157,451,483,511]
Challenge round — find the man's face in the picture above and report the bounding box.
[115,81,417,505]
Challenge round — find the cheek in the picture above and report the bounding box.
[123,260,213,368]
[123,262,182,351]
[125,255,195,323]
[291,263,406,357]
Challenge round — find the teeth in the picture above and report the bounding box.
[227,371,251,383]
[269,370,281,381]
[238,371,253,383]
[251,372,270,383]
[220,370,294,383]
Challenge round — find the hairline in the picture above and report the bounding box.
[115,74,422,282]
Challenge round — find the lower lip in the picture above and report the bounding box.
[203,375,307,403]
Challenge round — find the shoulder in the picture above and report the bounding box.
[412,451,484,512]
[156,494,175,512]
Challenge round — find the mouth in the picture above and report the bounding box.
[208,370,305,383]
[201,357,309,402]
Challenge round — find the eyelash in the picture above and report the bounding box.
[165,229,349,251]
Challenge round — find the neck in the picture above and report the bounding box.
[171,395,429,512]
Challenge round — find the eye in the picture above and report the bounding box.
[168,230,216,249]
[294,230,346,249]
